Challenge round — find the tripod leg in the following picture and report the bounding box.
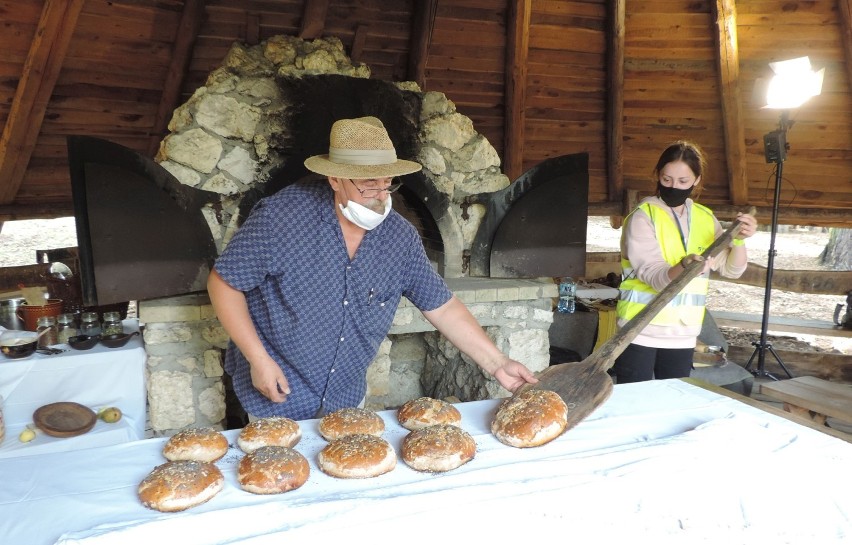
[744,345,760,372]
[766,345,794,379]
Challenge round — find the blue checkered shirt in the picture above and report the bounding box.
[214,180,452,420]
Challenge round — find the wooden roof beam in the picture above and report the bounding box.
[0,0,85,204]
[503,0,531,182]
[147,0,206,157]
[840,0,852,92]
[299,0,329,40]
[408,0,438,89]
[607,0,626,215]
[712,0,748,205]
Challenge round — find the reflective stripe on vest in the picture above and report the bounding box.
[617,202,716,327]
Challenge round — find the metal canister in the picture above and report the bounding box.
[0,297,26,331]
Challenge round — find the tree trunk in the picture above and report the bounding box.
[820,228,852,270]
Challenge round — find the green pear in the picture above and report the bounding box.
[99,407,122,424]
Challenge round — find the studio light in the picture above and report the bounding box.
[764,57,825,109]
[744,57,823,381]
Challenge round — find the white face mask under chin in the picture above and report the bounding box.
[339,196,392,230]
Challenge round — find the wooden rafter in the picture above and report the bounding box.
[840,0,852,92]
[299,0,329,40]
[712,0,748,205]
[607,0,626,213]
[0,0,85,204]
[408,0,438,89]
[503,0,531,182]
[351,24,369,64]
[246,12,261,45]
[147,0,206,157]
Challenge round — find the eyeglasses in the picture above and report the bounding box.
[347,178,402,198]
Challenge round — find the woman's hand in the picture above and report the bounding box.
[677,254,711,275]
[734,213,758,239]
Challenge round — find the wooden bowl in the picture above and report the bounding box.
[33,402,97,438]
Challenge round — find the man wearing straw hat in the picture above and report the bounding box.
[208,117,538,420]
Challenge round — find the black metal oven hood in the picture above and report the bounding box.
[468,153,589,279]
[67,136,219,307]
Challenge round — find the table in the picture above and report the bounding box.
[760,375,852,427]
[0,320,146,459]
[1,379,850,545]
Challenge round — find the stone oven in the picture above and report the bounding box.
[69,36,589,436]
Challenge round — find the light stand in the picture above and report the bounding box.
[744,110,794,380]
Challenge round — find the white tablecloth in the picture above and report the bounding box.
[0,320,146,458]
[1,379,850,545]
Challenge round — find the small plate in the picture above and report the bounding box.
[33,402,97,438]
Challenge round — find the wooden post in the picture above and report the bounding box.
[607,0,625,214]
[712,0,749,205]
[147,0,206,157]
[299,0,329,40]
[504,0,531,182]
[840,0,852,93]
[408,0,438,89]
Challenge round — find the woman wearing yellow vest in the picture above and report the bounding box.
[613,141,757,383]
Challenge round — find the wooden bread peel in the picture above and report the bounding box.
[518,207,756,433]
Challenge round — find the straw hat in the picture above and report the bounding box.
[304,117,422,179]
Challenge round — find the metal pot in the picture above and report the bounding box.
[0,297,26,331]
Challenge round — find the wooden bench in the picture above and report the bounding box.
[760,376,852,427]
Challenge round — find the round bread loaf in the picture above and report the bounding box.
[490,389,568,448]
[317,433,396,479]
[397,397,462,431]
[163,427,229,462]
[138,460,224,512]
[318,407,384,441]
[401,424,476,472]
[238,445,310,494]
[238,416,301,453]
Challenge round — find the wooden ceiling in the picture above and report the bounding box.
[0,0,850,227]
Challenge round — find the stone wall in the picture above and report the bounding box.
[154,34,509,278]
[140,278,556,436]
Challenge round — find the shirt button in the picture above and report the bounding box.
[339,337,345,342]
[343,300,349,306]
[379,302,385,307]
[330,368,335,373]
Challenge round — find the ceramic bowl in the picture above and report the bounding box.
[68,334,100,350]
[99,331,139,349]
[0,331,38,359]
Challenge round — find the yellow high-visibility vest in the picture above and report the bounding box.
[617,202,716,327]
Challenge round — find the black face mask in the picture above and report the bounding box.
[657,182,694,207]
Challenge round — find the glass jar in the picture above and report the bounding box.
[80,311,101,336]
[102,311,123,336]
[557,277,576,314]
[36,316,58,347]
[57,313,78,344]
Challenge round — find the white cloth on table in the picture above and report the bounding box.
[0,319,146,458]
[1,380,850,545]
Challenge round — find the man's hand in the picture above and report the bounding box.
[492,359,539,393]
[249,357,290,403]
